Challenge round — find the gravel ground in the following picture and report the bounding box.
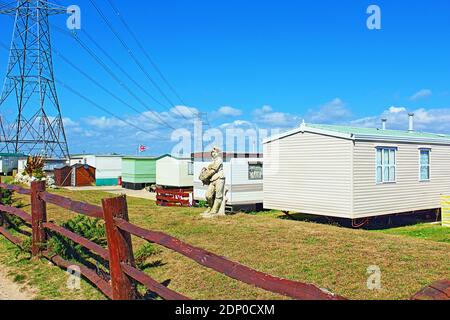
[0,267,34,300]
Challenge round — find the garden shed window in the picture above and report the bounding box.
[419,149,430,181]
[376,147,396,183]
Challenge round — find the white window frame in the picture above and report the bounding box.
[375,147,397,184]
[187,161,194,176]
[419,148,431,182]
[248,162,263,181]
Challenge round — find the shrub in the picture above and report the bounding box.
[0,188,13,206]
[135,243,161,269]
[197,200,208,208]
[47,215,107,263]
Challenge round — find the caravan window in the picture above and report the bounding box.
[419,149,430,181]
[248,162,263,180]
[187,162,194,176]
[376,147,396,183]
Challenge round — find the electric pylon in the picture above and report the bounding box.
[0,0,69,158]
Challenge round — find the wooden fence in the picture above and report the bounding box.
[0,180,344,300]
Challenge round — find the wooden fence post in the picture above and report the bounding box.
[31,181,47,257]
[0,176,3,227]
[102,195,138,300]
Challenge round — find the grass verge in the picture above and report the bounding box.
[378,223,449,244]
[0,188,448,300]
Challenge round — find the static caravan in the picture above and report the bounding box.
[263,120,450,220]
[156,155,194,188]
[70,154,123,186]
[193,153,264,211]
[122,156,163,190]
[0,153,26,175]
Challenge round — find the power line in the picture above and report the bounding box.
[52,48,177,131]
[50,23,178,130]
[0,1,16,11]
[0,8,180,131]
[54,78,168,140]
[106,0,188,106]
[1,1,196,133]
[87,0,191,121]
[0,38,168,142]
[81,30,169,110]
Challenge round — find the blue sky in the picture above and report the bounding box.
[1,0,450,155]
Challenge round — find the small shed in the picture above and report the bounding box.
[54,164,96,187]
[0,153,26,175]
[70,154,123,186]
[122,156,163,190]
[263,120,450,219]
[193,153,264,211]
[156,155,194,188]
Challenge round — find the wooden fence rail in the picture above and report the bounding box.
[0,180,446,300]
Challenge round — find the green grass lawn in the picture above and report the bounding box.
[0,188,449,300]
[378,224,450,244]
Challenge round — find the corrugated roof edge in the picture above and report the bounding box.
[263,123,450,145]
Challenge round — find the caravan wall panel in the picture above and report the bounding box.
[263,132,353,218]
[193,158,263,206]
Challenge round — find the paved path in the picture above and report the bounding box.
[64,186,157,201]
[0,267,34,300]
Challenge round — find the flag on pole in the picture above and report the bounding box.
[139,145,147,153]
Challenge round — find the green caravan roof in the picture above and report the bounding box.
[0,153,26,157]
[264,123,450,145]
[308,124,450,140]
[122,154,170,161]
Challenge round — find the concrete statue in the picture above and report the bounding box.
[199,147,226,217]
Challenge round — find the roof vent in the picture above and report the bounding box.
[408,113,415,132]
[381,118,387,130]
[300,119,306,132]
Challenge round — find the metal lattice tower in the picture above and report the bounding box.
[0,0,69,158]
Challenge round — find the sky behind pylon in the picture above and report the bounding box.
[1,0,450,155]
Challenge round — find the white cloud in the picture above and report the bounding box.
[64,105,201,154]
[219,120,255,130]
[351,106,450,132]
[253,105,299,127]
[169,105,199,119]
[216,106,242,117]
[306,98,352,123]
[63,98,450,155]
[84,116,127,129]
[410,89,432,101]
[388,106,407,114]
[62,117,79,127]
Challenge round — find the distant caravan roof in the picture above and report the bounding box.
[263,123,450,145]
[192,152,263,160]
[0,153,26,157]
[122,155,168,160]
[70,154,124,158]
